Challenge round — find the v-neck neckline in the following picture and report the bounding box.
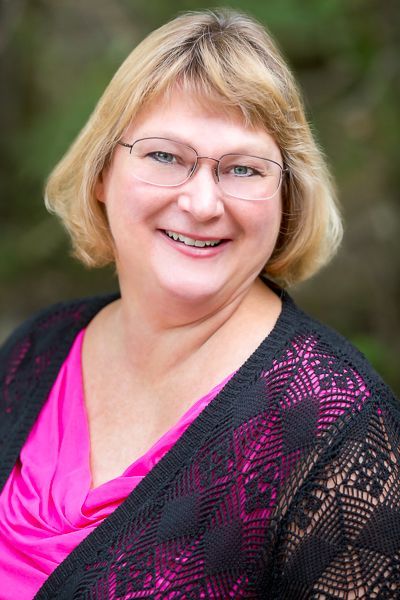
[34,288,301,598]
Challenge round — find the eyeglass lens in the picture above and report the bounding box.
[129,137,283,200]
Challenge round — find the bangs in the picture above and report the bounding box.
[129,23,291,137]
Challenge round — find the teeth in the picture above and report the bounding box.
[165,230,221,247]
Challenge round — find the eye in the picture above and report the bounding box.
[230,165,259,177]
[226,163,264,178]
[148,151,177,164]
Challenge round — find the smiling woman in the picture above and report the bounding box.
[1,8,399,600]
[95,89,284,310]
[44,9,341,288]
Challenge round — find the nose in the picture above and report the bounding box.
[177,159,225,221]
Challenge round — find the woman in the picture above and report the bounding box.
[0,9,399,599]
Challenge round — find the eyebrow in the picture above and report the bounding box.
[131,131,279,159]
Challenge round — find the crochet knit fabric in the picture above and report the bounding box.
[0,290,399,599]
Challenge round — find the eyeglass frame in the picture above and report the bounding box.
[117,137,289,201]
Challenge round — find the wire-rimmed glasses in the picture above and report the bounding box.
[118,137,287,201]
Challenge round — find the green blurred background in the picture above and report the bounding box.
[0,0,399,394]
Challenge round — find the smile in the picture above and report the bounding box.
[164,230,222,247]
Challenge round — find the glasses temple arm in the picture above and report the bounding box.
[117,141,134,150]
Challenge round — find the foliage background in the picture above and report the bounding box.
[0,0,399,394]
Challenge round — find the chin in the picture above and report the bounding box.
[158,275,226,305]
[165,285,219,304]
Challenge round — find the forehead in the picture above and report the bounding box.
[125,88,281,159]
[132,87,244,128]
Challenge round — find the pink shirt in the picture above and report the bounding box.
[0,329,232,599]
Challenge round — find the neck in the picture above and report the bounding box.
[101,277,281,383]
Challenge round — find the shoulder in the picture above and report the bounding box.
[0,293,118,380]
[254,291,400,447]
[0,294,119,450]
[279,292,395,398]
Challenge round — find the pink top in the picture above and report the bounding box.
[0,329,232,599]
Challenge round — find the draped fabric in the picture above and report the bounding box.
[0,329,231,599]
[0,289,399,599]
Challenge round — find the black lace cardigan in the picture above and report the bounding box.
[0,292,399,599]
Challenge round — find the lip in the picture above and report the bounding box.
[163,229,228,242]
[158,229,230,258]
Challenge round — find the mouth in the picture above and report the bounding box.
[163,230,224,248]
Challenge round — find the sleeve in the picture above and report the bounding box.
[272,392,400,599]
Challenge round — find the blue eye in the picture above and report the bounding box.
[230,165,261,177]
[149,151,176,164]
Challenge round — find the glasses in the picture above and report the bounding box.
[117,137,287,201]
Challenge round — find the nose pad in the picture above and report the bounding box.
[188,158,219,183]
[188,162,197,179]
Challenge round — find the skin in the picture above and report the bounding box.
[83,89,284,487]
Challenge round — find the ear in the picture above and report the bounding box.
[95,170,107,203]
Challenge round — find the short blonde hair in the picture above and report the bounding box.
[45,8,342,287]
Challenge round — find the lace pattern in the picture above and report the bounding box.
[0,292,399,599]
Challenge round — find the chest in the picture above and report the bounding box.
[82,366,223,487]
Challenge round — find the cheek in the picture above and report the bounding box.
[247,201,282,269]
[105,178,142,223]
[241,199,282,242]
[106,180,173,244]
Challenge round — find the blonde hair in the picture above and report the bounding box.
[45,8,342,287]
